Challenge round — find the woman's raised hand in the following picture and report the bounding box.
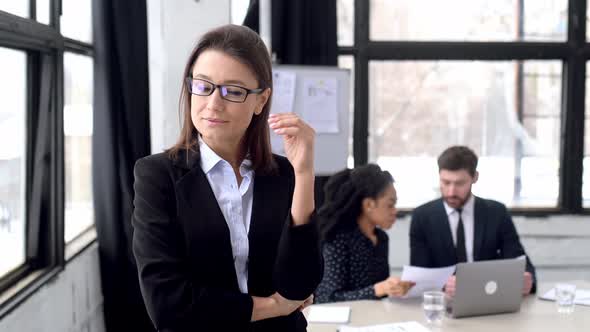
[268,113,315,175]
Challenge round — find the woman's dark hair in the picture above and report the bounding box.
[167,24,276,174]
[318,164,394,241]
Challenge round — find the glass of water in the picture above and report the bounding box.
[423,291,445,325]
[555,283,576,314]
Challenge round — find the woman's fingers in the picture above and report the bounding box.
[272,127,301,136]
[269,114,308,131]
[269,114,314,140]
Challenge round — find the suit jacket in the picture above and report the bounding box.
[409,197,537,293]
[132,150,323,332]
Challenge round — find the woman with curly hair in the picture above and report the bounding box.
[315,164,413,303]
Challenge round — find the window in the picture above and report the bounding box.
[0,48,27,278]
[0,2,29,19]
[60,0,92,43]
[36,0,50,24]
[584,64,590,207]
[369,60,561,208]
[337,0,354,46]
[340,0,588,212]
[64,53,94,242]
[370,0,567,42]
[0,0,95,298]
[338,55,354,167]
[230,0,250,25]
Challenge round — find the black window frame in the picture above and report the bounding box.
[341,0,588,215]
[0,0,94,317]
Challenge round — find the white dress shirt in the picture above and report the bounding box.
[443,194,475,263]
[199,138,254,293]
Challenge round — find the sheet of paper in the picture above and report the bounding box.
[539,288,590,307]
[301,77,339,133]
[338,321,431,332]
[269,70,296,155]
[307,306,350,324]
[400,265,456,298]
[271,70,296,114]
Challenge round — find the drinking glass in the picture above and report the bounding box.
[555,283,576,314]
[423,291,445,325]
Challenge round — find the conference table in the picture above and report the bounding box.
[304,281,590,331]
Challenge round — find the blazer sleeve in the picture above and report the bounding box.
[409,208,432,267]
[132,157,253,331]
[497,206,537,293]
[272,160,323,301]
[315,239,379,303]
[273,212,323,300]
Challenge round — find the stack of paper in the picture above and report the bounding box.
[539,288,590,306]
[307,306,351,324]
[338,321,431,332]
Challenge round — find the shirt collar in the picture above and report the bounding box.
[443,194,475,216]
[198,136,223,174]
[198,136,253,175]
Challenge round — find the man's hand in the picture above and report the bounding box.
[444,276,456,298]
[523,272,533,295]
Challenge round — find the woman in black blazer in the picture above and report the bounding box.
[315,164,413,303]
[132,24,322,332]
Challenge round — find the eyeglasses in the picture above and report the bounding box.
[186,77,264,103]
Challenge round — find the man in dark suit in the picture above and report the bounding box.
[410,146,536,296]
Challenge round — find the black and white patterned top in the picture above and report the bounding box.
[315,226,390,303]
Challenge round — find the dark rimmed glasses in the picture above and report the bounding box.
[186,77,264,103]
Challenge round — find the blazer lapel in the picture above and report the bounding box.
[473,196,486,261]
[248,171,290,241]
[249,174,273,235]
[174,150,239,290]
[246,170,290,294]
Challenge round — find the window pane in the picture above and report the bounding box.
[370,0,567,42]
[60,0,92,43]
[36,0,50,24]
[0,1,29,18]
[0,48,27,277]
[230,0,250,24]
[337,0,354,46]
[64,53,94,242]
[338,55,354,167]
[584,65,590,207]
[369,60,561,208]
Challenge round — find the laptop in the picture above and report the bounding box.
[449,258,526,318]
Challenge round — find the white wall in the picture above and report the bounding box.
[0,244,105,332]
[148,0,231,154]
[386,215,590,282]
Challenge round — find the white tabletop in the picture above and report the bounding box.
[304,281,590,332]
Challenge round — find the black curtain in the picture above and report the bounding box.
[244,0,338,207]
[244,0,338,66]
[93,0,153,331]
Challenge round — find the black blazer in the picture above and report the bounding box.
[132,150,323,332]
[409,197,537,293]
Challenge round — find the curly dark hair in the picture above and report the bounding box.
[318,164,394,242]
